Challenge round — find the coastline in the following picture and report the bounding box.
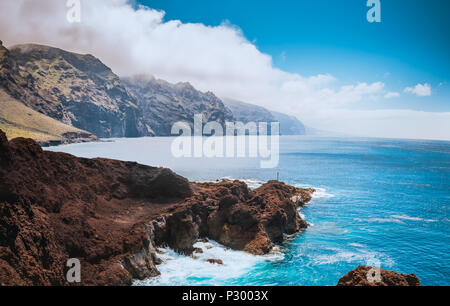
[0,130,315,285]
[37,131,99,147]
[40,133,450,150]
[0,131,424,286]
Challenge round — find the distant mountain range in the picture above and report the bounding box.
[0,40,307,144]
[223,99,305,135]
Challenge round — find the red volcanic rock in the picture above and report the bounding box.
[0,131,314,285]
[337,266,421,286]
[0,131,192,285]
[199,180,314,255]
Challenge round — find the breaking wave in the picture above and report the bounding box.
[136,239,283,286]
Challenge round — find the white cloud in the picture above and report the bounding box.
[384,92,400,99]
[0,0,446,140]
[404,83,432,97]
[0,0,383,112]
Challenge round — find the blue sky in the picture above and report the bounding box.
[141,0,450,112]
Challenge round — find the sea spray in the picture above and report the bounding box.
[136,239,283,286]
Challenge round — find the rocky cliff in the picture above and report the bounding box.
[1,41,240,140]
[0,130,314,285]
[123,75,234,136]
[0,88,97,146]
[337,266,421,286]
[1,40,306,141]
[223,99,306,135]
[271,111,306,135]
[0,42,149,138]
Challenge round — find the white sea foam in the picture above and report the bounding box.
[312,187,335,199]
[391,214,437,223]
[313,247,394,267]
[294,185,335,199]
[135,239,283,286]
[354,217,405,225]
[308,222,349,235]
[236,178,265,189]
[355,214,438,224]
[348,243,366,248]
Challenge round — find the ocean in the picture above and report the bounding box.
[47,136,450,286]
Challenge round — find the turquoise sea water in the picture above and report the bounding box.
[48,136,450,286]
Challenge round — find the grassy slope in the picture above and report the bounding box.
[0,89,90,142]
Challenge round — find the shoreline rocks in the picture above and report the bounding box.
[0,130,315,286]
[37,131,99,147]
[206,259,223,265]
[337,266,421,286]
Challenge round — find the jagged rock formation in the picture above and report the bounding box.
[223,98,306,135]
[122,75,234,136]
[337,266,421,286]
[0,130,314,286]
[154,180,314,256]
[0,42,148,138]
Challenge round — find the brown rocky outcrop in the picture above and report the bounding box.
[0,131,314,286]
[337,266,421,286]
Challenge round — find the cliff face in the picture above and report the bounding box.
[0,88,98,146]
[123,75,234,136]
[2,40,308,141]
[337,266,421,286]
[0,43,149,138]
[0,130,314,286]
[223,99,306,135]
[271,111,306,136]
[223,98,275,123]
[1,42,238,139]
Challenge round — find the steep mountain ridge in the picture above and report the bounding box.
[223,98,306,135]
[0,42,148,138]
[123,75,234,136]
[271,111,306,135]
[223,98,274,123]
[1,40,308,141]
